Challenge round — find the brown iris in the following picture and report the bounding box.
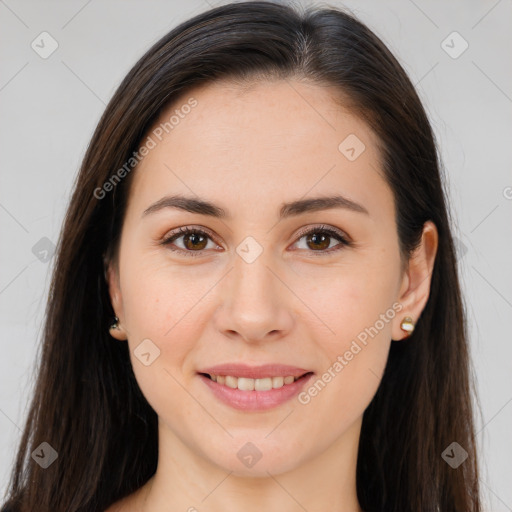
[306,232,330,251]
[183,231,208,250]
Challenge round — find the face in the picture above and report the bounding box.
[107,78,430,476]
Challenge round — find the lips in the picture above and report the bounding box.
[197,363,311,380]
[198,368,315,411]
[196,363,315,410]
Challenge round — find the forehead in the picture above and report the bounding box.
[127,78,391,219]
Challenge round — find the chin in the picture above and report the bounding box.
[205,436,306,477]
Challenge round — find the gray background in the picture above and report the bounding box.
[1,0,511,509]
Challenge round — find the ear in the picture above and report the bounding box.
[105,258,128,341]
[392,220,438,341]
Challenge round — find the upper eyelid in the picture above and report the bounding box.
[294,224,349,241]
[164,225,220,244]
[162,224,350,248]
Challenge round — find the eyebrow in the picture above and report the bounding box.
[141,194,369,219]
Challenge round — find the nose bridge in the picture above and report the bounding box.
[214,245,294,342]
[232,247,276,303]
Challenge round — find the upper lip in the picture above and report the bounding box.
[198,363,312,379]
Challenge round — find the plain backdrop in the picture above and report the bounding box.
[1,0,511,509]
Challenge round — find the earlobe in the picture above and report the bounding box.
[104,260,128,341]
[109,315,128,341]
[392,221,439,341]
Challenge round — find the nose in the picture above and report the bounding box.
[213,251,295,344]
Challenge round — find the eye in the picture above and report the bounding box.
[291,224,351,255]
[161,226,221,257]
[161,224,351,258]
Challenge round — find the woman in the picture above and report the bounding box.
[1,1,481,511]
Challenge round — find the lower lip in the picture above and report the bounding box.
[198,373,314,411]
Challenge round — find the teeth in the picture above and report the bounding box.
[207,374,303,391]
[272,376,284,388]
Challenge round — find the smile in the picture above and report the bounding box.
[201,373,311,391]
[197,370,315,411]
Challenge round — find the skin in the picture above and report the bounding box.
[105,78,438,512]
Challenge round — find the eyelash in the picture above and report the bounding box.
[160,224,351,258]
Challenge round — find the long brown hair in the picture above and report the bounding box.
[2,2,481,511]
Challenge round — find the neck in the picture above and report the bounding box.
[137,416,364,512]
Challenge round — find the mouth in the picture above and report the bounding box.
[196,365,315,411]
[198,371,314,391]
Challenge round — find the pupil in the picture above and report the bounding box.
[185,233,206,250]
[308,233,329,250]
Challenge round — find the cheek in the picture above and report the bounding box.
[296,293,394,442]
[291,260,398,423]
[292,258,398,348]
[118,260,212,417]
[119,256,219,379]
[120,251,204,335]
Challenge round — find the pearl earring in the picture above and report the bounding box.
[109,316,120,331]
[400,316,415,338]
